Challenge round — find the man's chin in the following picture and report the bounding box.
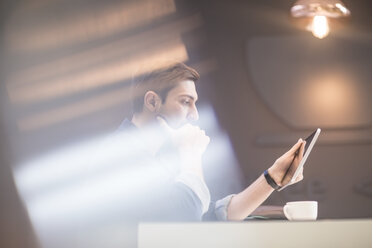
[164,118,186,129]
[168,121,185,129]
[156,114,187,129]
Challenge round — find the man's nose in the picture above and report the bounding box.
[187,105,199,121]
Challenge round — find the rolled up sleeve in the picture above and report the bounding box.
[214,194,235,221]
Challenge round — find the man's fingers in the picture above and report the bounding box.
[294,166,304,182]
[289,138,303,153]
[298,140,306,160]
[287,139,306,157]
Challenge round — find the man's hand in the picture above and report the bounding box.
[268,139,306,187]
[156,116,210,178]
[156,116,210,156]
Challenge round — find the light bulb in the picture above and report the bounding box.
[311,15,330,39]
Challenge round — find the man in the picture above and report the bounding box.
[120,62,305,221]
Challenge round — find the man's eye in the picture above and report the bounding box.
[181,100,191,105]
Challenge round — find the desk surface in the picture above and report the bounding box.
[139,219,372,248]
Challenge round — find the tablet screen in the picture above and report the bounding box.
[303,129,317,154]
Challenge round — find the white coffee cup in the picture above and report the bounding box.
[283,201,318,221]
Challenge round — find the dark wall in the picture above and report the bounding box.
[197,0,372,218]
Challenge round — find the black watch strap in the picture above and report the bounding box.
[264,170,280,190]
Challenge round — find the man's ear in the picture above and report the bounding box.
[144,91,161,112]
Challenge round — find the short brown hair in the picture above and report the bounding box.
[131,62,200,114]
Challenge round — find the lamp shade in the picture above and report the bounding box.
[291,0,350,18]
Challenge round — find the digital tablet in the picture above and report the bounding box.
[278,128,321,191]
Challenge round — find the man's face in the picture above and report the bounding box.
[157,80,199,128]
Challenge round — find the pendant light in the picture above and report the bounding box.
[291,0,350,39]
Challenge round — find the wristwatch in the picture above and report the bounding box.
[264,170,280,190]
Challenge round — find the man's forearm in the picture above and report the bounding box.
[226,174,274,220]
[226,140,306,221]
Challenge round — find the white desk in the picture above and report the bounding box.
[138,219,372,248]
